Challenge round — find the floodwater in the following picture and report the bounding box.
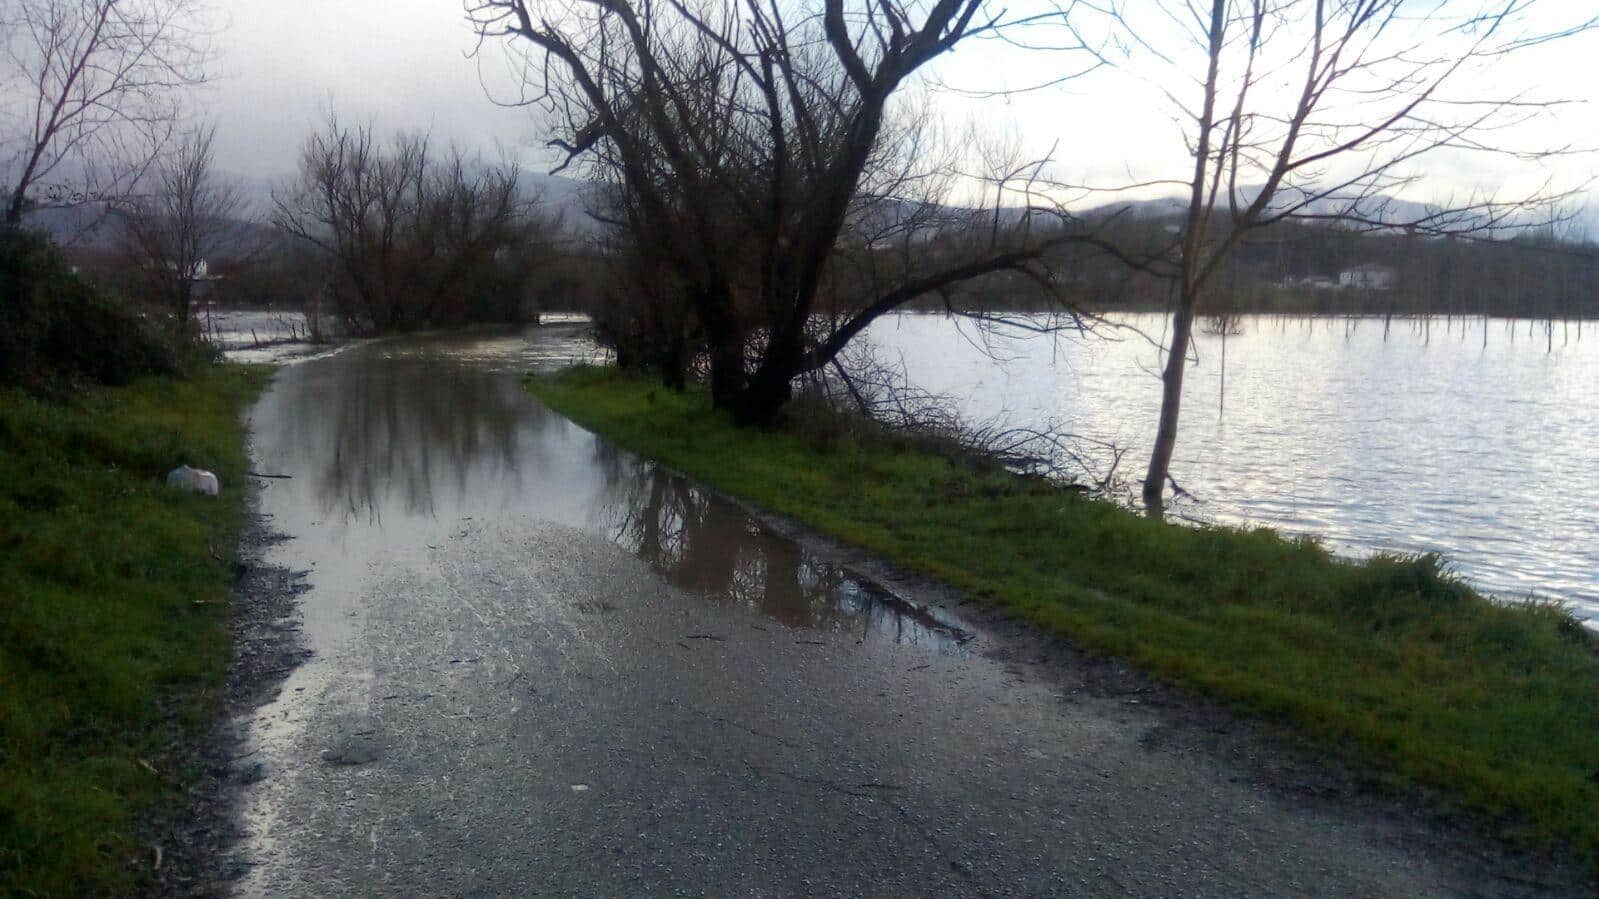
[229,326,1556,895]
[861,312,1599,617]
[201,308,323,349]
[248,327,964,659]
[207,309,593,364]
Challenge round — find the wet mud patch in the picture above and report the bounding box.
[134,506,311,897]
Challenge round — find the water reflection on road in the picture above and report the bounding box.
[599,451,964,646]
[250,327,961,650]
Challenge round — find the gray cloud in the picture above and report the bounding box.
[192,1,1598,218]
[206,0,542,187]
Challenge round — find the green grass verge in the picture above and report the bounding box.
[530,364,1599,863]
[0,365,271,897]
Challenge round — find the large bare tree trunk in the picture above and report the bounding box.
[708,336,747,410]
[736,363,794,427]
[176,279,196,330]
[695,281,746,410]
[659,329,689,391]
[1143,300,1194,513]
[735,313,806,425]
[470,0,1069,424]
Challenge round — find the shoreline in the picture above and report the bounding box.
[134,503,310,896]
[526,363,1599,872]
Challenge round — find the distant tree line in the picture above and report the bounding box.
[1000,215,1599,321]
[22,115,584,339]
[6,0,1597,513]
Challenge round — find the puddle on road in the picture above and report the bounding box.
[247,326,968,652]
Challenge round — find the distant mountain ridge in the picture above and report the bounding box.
[22,171,1596,249]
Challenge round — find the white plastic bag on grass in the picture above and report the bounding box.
[166,465,220,496]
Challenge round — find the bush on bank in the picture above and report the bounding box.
[529,364,1599,864]
[0,226,208,394]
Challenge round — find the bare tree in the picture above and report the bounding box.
[1094,1,1596,513]
[272,116,559,334]
[0,0,212,227]
[118,124,245,325]
[469,0,1097,424]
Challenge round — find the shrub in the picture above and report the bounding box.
[0,227,197,393]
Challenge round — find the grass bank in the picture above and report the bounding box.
[0,365,270,896]
[530,365,1599,863]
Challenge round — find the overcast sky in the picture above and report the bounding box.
[207,0,534,184]
[200,1,1599,214]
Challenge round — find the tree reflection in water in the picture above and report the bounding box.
[283,343,564,523]
[593,441,966,650]
[268,335,965,649]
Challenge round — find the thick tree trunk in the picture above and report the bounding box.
[706,331,745,409]
[1142,301,1195,515]
[734,362,793,427]
[177,280,195,332]
[734,320,806,426]
[697,281,746,410]
[660,339,687,391]
[663,316,698,391]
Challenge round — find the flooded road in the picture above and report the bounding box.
[230,328,1561,896]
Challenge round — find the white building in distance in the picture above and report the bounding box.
[1339,264,1397,291]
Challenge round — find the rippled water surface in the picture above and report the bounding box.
[861,313,1599,617]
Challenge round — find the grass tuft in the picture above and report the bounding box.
[0,365,270,897]
[530,364,1599,863]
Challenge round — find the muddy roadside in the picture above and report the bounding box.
[710,480,1598,896]
[133,484,311,898]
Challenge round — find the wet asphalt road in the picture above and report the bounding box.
[229,329,1562,897]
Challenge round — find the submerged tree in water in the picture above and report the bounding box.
[1078,0,1594,514]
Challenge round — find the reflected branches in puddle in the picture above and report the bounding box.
[279,350,563,522]
[593,442,968,651]
[255,333,969,648]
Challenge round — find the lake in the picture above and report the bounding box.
[859,312,1599,619]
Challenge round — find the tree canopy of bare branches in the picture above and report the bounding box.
[0,0,213,227]
[117,124,248,324]
[470,0,1094,424]
[272,116,561,334]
